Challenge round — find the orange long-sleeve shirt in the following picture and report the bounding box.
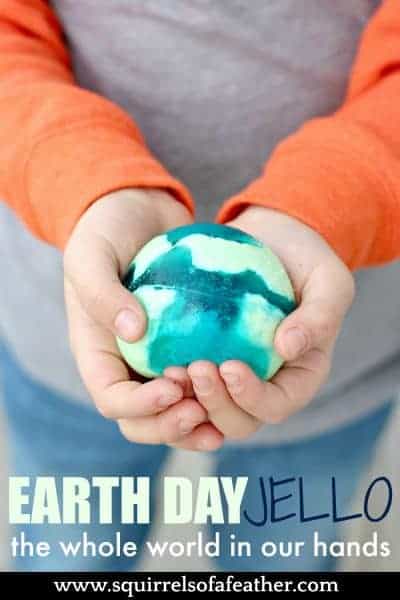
[0,0,399,269]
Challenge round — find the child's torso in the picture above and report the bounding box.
[51,0,380,215]
[1,0,399,443]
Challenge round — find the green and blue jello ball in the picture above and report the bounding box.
[117,223,296,380]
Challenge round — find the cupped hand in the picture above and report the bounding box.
[186,206,355,440]
[63,188,223,451]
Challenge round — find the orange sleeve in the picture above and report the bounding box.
[0,0,193,249]
[218,0,400,270]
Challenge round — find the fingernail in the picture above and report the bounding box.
[192,376,212,394]
[179,420,197,435]
[158,395,179,408]
[282,327,307,359]
[115,309,140,341]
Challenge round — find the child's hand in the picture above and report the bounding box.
[63,189,223,451]
[187,206,355,440]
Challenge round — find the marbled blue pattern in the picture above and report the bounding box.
[117,224,296,379]
[166,222,262,247]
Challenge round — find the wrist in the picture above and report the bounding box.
[65,188,190,259]
[229,204,343,269]
[143,188,194,231]
[104,187,192,230]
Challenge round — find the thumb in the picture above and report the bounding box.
[274,261,355,361]
[64,235,146,342]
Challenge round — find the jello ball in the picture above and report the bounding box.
[117,223,296,380]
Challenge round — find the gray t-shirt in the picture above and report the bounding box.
[1,0,399,444]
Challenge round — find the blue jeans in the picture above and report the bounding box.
[0,343,393,571]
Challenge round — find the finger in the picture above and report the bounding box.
[221,351,331,424]
[164,366,194,398]
[171,423,225,452]
[275,260,355,361]
[64,233,146,342]
[118,399,208,444]
[65,281,183,419]
[188,361,260,440]
[93,375,184,420]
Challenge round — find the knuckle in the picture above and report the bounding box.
[306,348,331,375]
[84,289,107,316]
